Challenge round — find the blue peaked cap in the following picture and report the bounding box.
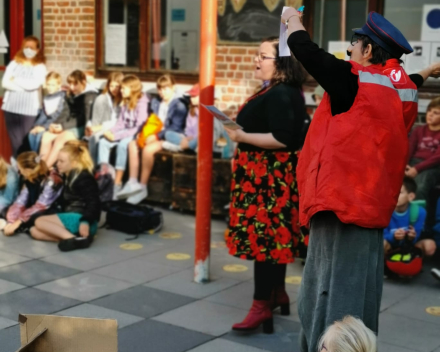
[354,12,413,58]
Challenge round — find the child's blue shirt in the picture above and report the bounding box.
[384,205,426,246]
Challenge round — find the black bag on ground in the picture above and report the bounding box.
[105,201,163,237]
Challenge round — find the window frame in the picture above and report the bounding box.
[95,0,199,83]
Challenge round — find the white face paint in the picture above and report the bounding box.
[23,48,37,59]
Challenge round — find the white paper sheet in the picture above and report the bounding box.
[279,7,291,57]
[404,41,432,75]
[105,24,127,65]
[430,42,440,65]
[202,104,243,130]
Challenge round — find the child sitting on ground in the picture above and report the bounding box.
[28,71,70,152]
[0,157,19,231]
[4,152,63,236]
[317,316,376,352]
[31,141,101,252]
[406,97,440,201]
[384,177,437,257]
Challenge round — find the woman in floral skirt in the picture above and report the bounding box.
[224,36,306,334]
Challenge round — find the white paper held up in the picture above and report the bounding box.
[279,7,291,57]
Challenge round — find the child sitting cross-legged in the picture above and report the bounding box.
[0,157,19,231]
[384,177,437,257]
[30,141,101,252]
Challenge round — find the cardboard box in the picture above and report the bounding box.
[15,314,118,352]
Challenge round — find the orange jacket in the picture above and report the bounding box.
[297,60,418,228]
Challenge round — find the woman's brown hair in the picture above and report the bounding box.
[14,36,46,65]
[0,157,8,189]
[61,140,94,174]
[262,36,306,88]
[103,72,124,106]
[16,152,49,183]
[121,75,143,110]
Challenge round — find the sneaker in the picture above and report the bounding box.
[127,187,148,205]
[117,181,142,199]
[58,237,92,252]
[0,219,6,231]
[162,141,182,153]
[113,184,122,200]
[431,268,440,282]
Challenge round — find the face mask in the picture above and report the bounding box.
[23,48,37,59]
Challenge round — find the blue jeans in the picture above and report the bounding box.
[97,136,132,171]
[165,131,198,151]
[28,131,44,152]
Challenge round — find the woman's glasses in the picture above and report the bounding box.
[254,53,277,62]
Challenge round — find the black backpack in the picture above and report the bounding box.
[104,201,163,239]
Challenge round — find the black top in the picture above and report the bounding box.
[62,170,101,225]
[60,91,98,130]
[236,83,305,152]
[288,31,424,116]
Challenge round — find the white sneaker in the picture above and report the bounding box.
[162,141,182,153]
[431,268,440,282]
[0,219,6,231]
[113,184,122,201]
[117,181,142,199]
[127,187,148,204]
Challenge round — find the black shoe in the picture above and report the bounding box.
[58,237,92,252]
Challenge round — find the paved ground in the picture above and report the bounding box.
[0,207,439,352]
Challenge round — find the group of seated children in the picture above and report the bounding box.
[0,143,100,252]
[0,69,208,251]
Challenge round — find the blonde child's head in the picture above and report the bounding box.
[0,157,8,189]
[45,71,62,95]
[120,75,143,110]
[16,152,49,183]
[58,141,94,175]
[318,316,377,352]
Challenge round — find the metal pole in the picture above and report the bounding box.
[194,0,217,283]
[318,0,325,48]
[340,0,347,41]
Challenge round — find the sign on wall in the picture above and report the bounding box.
[421,5,440,42]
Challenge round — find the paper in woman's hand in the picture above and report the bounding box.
[201,104,243,130]
[279,7,291,57]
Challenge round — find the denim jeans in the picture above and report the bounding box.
[165,131,198,151]
[97,136,133,171]
[28,131,44,152]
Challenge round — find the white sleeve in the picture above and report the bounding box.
[1,61,24,92]
[14,64,47,91]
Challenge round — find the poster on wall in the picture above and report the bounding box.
[430,42,440,65]
[405,42,431,75]
[105,24,127,65]
[328,41,350,61]
[421,5,440,42]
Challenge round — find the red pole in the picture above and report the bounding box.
[194,0,217,283]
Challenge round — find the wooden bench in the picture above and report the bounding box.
[146,151,231,215]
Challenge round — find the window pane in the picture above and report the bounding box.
[0,0,10,70]
[150,0,200,72]
[104,0,140,67]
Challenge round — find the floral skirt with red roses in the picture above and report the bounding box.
[226,148,303,264]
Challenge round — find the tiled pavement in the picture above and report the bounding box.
[0,208,439,352]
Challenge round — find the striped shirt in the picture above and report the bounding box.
[1,60,47,116]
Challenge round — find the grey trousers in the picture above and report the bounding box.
[298,211,384,352]
[4,111,36,156]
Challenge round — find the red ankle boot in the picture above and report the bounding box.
[270,286,290,315]
[232,300,273,334]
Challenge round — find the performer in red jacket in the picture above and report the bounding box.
[281,8,440,352]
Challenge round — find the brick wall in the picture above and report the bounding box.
[43,0,95,80]
[215,45,260,118]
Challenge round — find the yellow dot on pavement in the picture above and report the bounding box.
[285,276,302,285]
[223,264,248,272]
[211,241,227,249]
[167,253,191,260]
[119,243,143,250]
[160,232,182,239]
[426,307,440,316]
